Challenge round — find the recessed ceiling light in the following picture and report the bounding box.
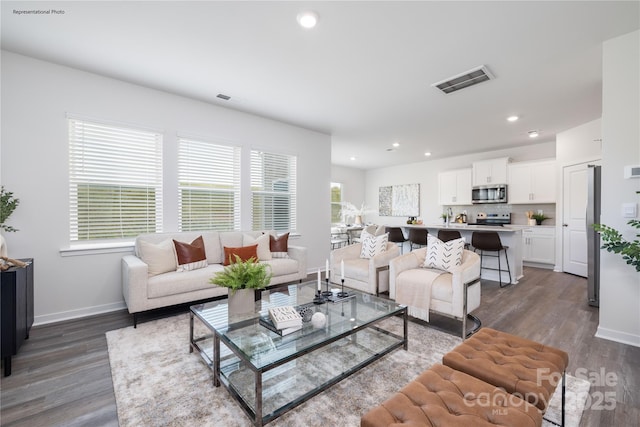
[392,142,400,148]
[424,152,432,156]
[507,115,519,122]
[349,156,356,161]
[528,130,539,138]
[297,11,318,28]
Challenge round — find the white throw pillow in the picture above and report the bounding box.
[243,233,272,261]
[138,239,177,276]
[423,235,464,272]
[360,232,388,259]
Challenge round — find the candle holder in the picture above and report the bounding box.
[321,278,333,297]
[337,278,349,298]
[313,289,326,304]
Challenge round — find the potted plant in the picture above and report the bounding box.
[531,212,550,225]
[210,255,273,315]
[0,187,20,258]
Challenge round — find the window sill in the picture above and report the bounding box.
[60,241,135,257]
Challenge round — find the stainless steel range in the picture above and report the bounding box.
[469,213,511,226]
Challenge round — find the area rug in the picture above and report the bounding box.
[106,314,589,426]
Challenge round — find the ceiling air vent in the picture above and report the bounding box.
[432,65,494,94]
[216,93,231,101]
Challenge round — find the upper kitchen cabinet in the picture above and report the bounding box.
[438,168,472,205]
[508,159,556,204]
[472,157,510,186]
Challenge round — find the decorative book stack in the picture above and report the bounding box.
[262,306,303,335]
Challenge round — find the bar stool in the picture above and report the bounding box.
[437,229,462,242]
[471,231,512,287]
[385,227,408,254]
[438,229,470,250]
[408,228,428,250]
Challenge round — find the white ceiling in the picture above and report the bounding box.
[2,1,638,169]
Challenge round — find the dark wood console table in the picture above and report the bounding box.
[1,258,34,376]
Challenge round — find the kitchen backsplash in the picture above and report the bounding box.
[443,203,556,226]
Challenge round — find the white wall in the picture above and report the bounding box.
[556,119,602,166]
[363,142,556,226]
[597,30,640,347]
[330,164,366,220]
[1,51,332,324]
[555,119,602,270]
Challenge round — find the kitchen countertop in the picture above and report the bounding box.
[403,223,520,232]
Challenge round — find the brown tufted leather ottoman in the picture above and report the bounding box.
[361,363,542,427]
[443,328,569,425]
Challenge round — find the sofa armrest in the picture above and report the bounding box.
[371,243,400,269]
[122,255,149,314]
[287,245,307,280]
[389,249,425,299]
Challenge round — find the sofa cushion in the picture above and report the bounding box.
[173,236,208,272]
[147,264,225,298]
[360,231,388,259]
[269,232,290,258]
[423,235,464,272]
[243,233,272,260]
[396,268,453,303]
[262,258,299,277]
[138,238,177,276]
[223,244,258,266]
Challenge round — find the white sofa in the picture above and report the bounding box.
[122,230,307,326]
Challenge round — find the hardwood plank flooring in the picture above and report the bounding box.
[1,267,638,426]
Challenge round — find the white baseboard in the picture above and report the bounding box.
[34,301,127,326]
[595,326,640,348]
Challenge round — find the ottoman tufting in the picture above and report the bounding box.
[361,363,542,427]
[443,327,569,425]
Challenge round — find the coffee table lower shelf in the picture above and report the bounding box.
[190,309,407,426]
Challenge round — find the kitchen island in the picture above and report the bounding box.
[401,223,523,285]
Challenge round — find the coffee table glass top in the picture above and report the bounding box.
[191,281,404,370]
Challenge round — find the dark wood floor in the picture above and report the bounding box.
[1,267,638,426]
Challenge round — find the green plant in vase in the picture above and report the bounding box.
[210,255,273,294]
[531,213,550,225]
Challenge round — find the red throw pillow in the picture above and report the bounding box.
[223,244,259,266]
[173,236,207,271]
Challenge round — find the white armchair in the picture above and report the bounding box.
[330,242,400,295]
[389,247,481,338]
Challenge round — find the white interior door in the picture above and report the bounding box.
[562,161,598,276]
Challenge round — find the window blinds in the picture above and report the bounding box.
[178,137,241,231]
[68,118,163,241]
[250,150,297,232]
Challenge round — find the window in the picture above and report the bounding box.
[251,150,297,232]
[330,182,343,224]
[178,137,241,231]
[68,117,163,241]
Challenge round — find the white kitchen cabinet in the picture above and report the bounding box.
[522,227,555,266]
[472,157,509,186]
[438,168,472,205]
[508,160,556,204]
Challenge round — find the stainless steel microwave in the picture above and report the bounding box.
[472,184,507,204]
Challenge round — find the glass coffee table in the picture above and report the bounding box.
[190,281,407,427]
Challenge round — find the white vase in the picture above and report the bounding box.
[227,288,256,317]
